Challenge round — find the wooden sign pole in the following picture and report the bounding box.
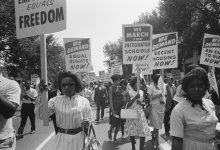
[40,34,49,126]
[137,64,140,94]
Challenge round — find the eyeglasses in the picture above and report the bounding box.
[61,83,76,87]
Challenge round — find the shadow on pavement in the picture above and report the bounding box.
[102,136,131,150]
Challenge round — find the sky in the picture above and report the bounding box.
[55,0,160,76]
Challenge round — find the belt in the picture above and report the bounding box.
[185,135,214,144]
[58,127,82,135]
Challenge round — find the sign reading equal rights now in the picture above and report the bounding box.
[64,38,92,73]
[122,24,153,65]
[15,0,66,39]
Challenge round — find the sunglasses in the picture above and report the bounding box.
[61,83,76,87]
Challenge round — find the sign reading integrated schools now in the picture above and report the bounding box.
[64,38,91,73]
[152,32,178,69]
[122,24,152,64]
[15,0,66,39]
[200,33,220,68]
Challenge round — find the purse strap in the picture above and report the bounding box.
[82,123,96,150]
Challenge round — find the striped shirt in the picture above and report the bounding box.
[48,94,92,150]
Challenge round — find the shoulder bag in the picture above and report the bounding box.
[120,103,137,119]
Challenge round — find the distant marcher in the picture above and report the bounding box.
[80,81,93,105]
[164,78,176,137]
[94,81,108,123]
[171,67,218,150]
[125,77,151,150]
[119,79,130,139]
[0,74,21,150]
[108,74,123,143]
[17,82,38,138]
[148,74,165,149]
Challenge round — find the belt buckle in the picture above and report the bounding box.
[64,129,68,134]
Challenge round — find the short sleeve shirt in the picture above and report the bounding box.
[170,99,218,139]
[0,75,21,140]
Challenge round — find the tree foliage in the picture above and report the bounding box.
[0,0,65,82]
[103,0,220,76]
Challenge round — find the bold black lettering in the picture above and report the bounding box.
[35,12,40,25]
[30,13,35,26]
[56,7,64,22]
[24,15,30,28]
[48,9,55,23]
[19,16,24,29]
[41,11,47,24]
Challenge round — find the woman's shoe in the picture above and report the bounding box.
[153,141,159,150]
[108,130,112,140]
[113,139,118,144]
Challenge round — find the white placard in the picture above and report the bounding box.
[88,72,96,83]
[111,62,123,75]
[64,38,92,73]
[152,32,178,69]
[132,63,152,75]
[200,34,220,68]
[15,0,66,39]
[122,24,153,65]
[99,70,105,81]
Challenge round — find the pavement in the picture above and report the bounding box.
[13,105,172,150]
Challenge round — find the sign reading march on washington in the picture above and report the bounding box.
[152,32,178,69]
[15,0,66,39]
[200,33,220,68]
[122,24,152,64]
[64,38,91,73]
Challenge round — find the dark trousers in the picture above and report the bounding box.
[164,109,172,134]
[18,103,35,134]
[96,102,105,120]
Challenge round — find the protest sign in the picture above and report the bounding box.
[15,0,66,39]
[31,74,38,85]
[200,34,220,68]
[88,72,96,83]
[171,69,181,80]
[132,63,152,75]
[99,71,105,81]
[111,61,123,75]
[105,73,111,82]
[152,32,178,70]
[64,38,92,73]
[122,24,152,65]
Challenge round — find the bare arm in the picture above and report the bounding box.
[171,136,183,150]
[0,95,18,119]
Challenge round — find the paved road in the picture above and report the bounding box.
[13,107,171,150]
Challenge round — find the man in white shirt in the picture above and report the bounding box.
[17,82,38,138]
[0,74,21,150]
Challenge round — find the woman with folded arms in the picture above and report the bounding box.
[39,71,92,150]
[170,67,218,150]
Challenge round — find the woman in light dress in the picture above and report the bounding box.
[124,77,151,150]
[148,74,165,149]
[39,71,92,150]
[170,67,218,150]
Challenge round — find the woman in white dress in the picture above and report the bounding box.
[39,72,92,150]
[170,67,218,150]
[124,77,151,150]
[148,74,165,149]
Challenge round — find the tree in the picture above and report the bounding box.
[0,1,66,81]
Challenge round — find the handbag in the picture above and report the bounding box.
[120,103,138,119]
[83,124,102,150]
[143,100,151,119]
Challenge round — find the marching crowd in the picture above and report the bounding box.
[0,65,220,150]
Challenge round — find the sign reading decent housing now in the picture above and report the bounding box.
[15,0,66,39]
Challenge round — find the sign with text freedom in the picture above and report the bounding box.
[15,0,66,39]
[122,24,152,64]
